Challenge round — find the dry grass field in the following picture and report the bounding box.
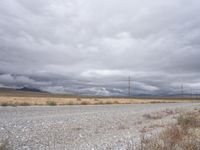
[0,96,200,106]
[0,88,199,106]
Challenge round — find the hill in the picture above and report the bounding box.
[0,87,73,98]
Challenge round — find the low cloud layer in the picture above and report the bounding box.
[0,0,200,96]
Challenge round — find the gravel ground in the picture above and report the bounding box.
[0,103,199,150]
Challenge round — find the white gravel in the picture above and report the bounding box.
[0,103,199,150]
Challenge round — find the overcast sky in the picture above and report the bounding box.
[0,0,200,96]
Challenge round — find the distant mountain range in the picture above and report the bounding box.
[0,86,199,99]
[17,87,45,93]
[0,87,73,98]
[0,87,50,97]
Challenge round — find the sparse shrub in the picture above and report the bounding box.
[118,124,127,130]
[34,103,39,105]
[72,127,82,131]
[177,113,200,129]
[149,101,160,104]
[67,101,74,105]
[143,114,151,119]
[161,125,184,146]
[131,112,200,150]
[99,101,116,105]
[165,109,174,115]
[134,126,193,150]
[143,109,175,120]
[11,103,18,107]
[80,101,88,105]
[1,102,8,107]
[143,113,163,120]
[137,134,164,150]
[94,98,98,101]
[19,102,30,106]
[104,101,113,104]
[1,102,17,107]
[0,139,9,150]
[114,100,120,104]
[95,100,104,105]
[46,101,57,106]
[77,97,81,101]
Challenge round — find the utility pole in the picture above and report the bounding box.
[128,75,131,97]
[191,88,193,99]
[181,83,183,98]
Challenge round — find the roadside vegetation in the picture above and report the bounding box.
[0,102,30,107]
[132,110,200,150]
[46,101,57,106]
[1,96,199,106]
[0,139,9,150]
[143,109,175,120]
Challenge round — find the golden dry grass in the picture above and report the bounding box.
[0,96,199,106]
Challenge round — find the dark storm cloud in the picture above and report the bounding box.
[0,0,200,96]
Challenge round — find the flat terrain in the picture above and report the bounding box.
[2,96,199,106]
[1,88,199,106]
[0,103,199,149]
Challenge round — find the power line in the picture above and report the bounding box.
[181,83,183,98]
[128,75,131,97]
[127,75,134,97]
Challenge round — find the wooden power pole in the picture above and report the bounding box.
[128,75,131,97]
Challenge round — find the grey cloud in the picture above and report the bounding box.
[0,0,200,96]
